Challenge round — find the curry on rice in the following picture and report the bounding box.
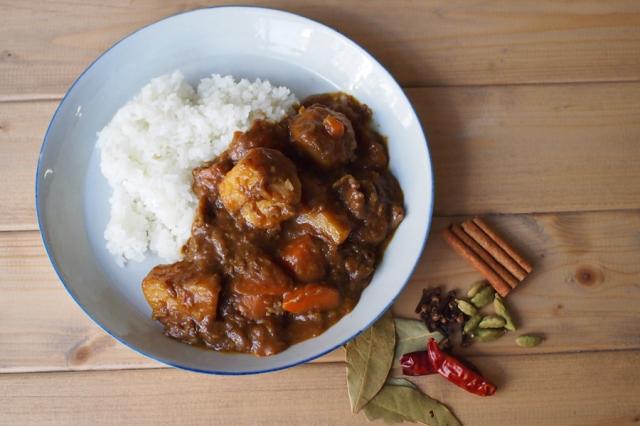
[142,93,405,356]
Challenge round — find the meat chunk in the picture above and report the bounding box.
[342,244,376,282]
[234,294,282,321]
[230,249,293,296]
[218,148,301,229]
[302,92,372,126]
[247,318,287,356]
[142,262,221,343]
[289,105,356,169]
[333,174,366,220]
[227,120,287,162]
[334,172,405,245]
[280,235,326,282]
[192,158,233,201]
[358,128,388,169]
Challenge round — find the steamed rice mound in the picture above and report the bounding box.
[98,71,298,265]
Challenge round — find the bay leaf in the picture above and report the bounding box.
[386,377,417,389]
[362,383,462,426]
[346,310,396,413]
[363,395,407,424]
[363,378,416,424]
[393,318,444,367]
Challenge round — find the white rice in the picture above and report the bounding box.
[98,71,298,265]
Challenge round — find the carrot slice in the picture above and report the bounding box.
[282,284,340,314]
[323,115,345,138]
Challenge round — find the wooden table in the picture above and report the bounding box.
[2,1,640,424]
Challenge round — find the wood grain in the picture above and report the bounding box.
[2,0,640,98]
[1,351,639,425]
[417,82,640,215]
[3,82,640,231]
[394,211,640,357]
[2,210,639,373]
[0,101,55,231]
[2,2,640,424]
[0,228,342,372]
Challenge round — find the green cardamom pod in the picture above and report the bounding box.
[474,328,505,342]
[467,280,488,298]
[478,314,506,329]
[463,315,482,335]
[470,285,495,308]
[456,299,477,316]
[494,294,517,331]
[515,335,544,347]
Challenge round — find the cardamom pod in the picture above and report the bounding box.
[478,315,506,329]
[470,285,495,308]
[467,280,488,298]
[515,335,544,347]
[474,328,505,342]
[494,294,517,331]
[463,315,482,335]
[456,299,477,316]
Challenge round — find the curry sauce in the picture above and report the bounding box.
[142,93,404,356]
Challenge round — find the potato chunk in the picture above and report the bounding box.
[218,148,301,229]
[296,208,352,245]
[142,262,221,324]
[289,105,357,169]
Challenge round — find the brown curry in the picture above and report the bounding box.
[142,93,404,356]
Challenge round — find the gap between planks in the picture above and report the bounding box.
[2,0,640,95]
[1,350,640,426]
[2,210,639,373]
[4,77,640,104]
[3,81,640,231]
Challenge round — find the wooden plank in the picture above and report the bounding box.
[2,210,639,373]
[3,82,640,231]
[394,211,640,357]
[418,82,640,215]
[1,350,639,425]
[0,101,55,231]
[2,0,640,98]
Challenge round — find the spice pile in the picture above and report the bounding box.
[345,312,461,425]
[345,217,543,425]
[414,287,465,339]
[401,338,496,397]
[452,279,543,346]
[443,217,533,297]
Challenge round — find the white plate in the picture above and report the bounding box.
[36,6,433,374]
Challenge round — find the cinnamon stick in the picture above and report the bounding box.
[450,224,519,289]
[461,221,528,281]
[472,217,533,274]
[442,227,511,297]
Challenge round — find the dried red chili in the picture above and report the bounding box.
[397,350,436,376]
[400,338,497,397]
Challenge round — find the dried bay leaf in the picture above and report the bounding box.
[386,377,417,389]
[393,318,443,367]
[346,310,396,413]
[362,378,417,423]
[363,384,462,426]
[363,393,407,424]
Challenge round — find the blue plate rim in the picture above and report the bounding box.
[34,5,435,375]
